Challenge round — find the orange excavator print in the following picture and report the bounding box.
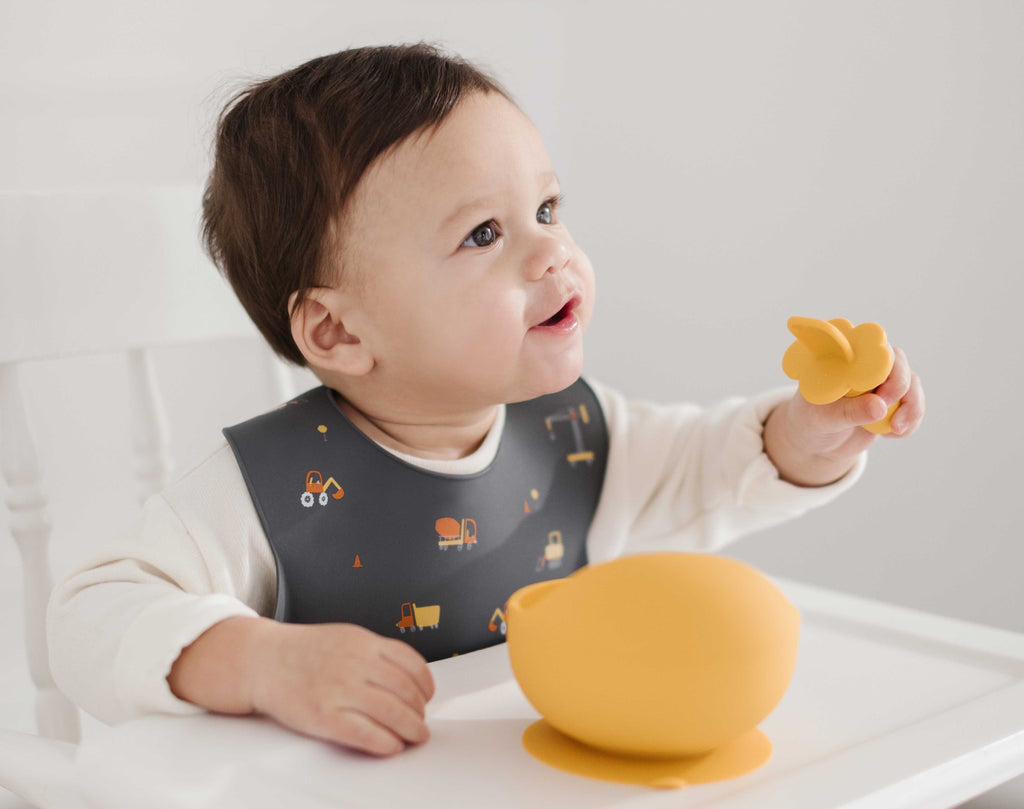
[488,603,509,635]
[300,470,345,507]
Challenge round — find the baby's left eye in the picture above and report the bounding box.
[537,194,564,225]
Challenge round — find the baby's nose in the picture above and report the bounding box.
[526,235,570,279]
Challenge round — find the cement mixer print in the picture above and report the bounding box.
[436,516,477,550]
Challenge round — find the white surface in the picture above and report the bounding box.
[71,578,1024,809]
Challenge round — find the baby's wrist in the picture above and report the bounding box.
[763,401,857,487]
[239,616,288,715]
[167,614,278,715]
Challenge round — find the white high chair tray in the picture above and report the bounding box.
[74,577,1024,809]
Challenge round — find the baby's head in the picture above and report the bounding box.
[203,43,594,414]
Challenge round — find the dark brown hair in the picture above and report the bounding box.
[201,42,510,366]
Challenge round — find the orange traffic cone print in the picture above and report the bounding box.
[353,555,363,568]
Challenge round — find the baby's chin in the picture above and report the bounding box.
[504,357,586,404]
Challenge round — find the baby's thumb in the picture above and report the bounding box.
[840,393,888,428]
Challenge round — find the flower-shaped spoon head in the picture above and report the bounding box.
[783,317,893,405]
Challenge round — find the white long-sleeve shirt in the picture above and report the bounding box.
[47,379,865,725]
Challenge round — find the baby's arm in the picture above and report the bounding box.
[167,616,432,756]
[47,490,262,724]
[585,379,868,561]
[48,444,433,757]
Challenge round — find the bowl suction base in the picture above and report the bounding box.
[521,720,772,789]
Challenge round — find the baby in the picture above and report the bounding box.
[48,43,924,759]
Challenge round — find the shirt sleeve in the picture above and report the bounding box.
[47,444,277,724]
[584,378,867,563]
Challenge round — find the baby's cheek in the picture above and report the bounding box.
[578,284,597,331]
[575,253,597,300]
[475,305,523,350]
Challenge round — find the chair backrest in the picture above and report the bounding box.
[0,188,304,746]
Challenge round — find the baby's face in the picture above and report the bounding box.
[336,90,595,409]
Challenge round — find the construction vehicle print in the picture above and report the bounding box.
[300,471,345,507]
[536,531,565,571]
[436,517,477,550]
[545,404,594,466]
[489,602,509,635]
[396,602,440,633]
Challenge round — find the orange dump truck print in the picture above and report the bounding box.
[396,602,441,633]
[436,517,477,550]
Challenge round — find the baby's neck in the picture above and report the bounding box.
[332,392,499,461]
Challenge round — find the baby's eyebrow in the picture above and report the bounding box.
[440,170,559,230]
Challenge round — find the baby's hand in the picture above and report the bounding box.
[251,622,435,757]
[765,346,925,486]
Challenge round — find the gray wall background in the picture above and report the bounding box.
[1,1,1022,805]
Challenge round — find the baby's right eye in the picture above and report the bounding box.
[461,222,498,249]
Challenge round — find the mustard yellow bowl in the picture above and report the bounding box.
[506,552,800,758]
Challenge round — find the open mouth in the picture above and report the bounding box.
[536,295,580,328]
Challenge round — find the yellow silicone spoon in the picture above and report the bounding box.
[782,316,900,434]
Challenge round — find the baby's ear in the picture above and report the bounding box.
[288,288,374,376]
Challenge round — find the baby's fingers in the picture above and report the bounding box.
[329,709,408,757]
[367,655,429,717]
[381,638,435,703]
[803,391,888,434]
[887,371,925,437]
[311,683,430,757]
[874,346,911,408]
[355,682,431,746]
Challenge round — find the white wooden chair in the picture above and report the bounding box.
[0,188,301,808]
